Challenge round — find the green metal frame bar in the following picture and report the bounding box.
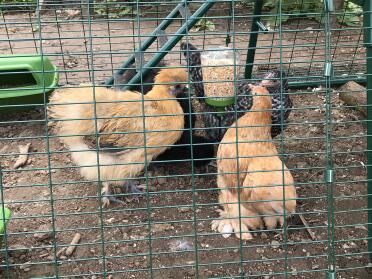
[119,0,216,91]
[287,75,366,89]
[106,0,367,90]
[104,1,187,87]
[244,0,264,79]
[364,0,372,263]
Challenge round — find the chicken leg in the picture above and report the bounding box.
[101,182,125,208]
[125,180,146,202]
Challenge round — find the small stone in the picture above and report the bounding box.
[105,218,115,224]
[349,242,357,247]
[260,232,268,239]
[291,268,298,276]
[134,261,140,266]
[59,255,67,260]
[156,177,167,184]
[8,245,29,258]
[233,249,238,253]
[342,243,350,249]
[34,224,53,240]
[187,269,196,276]
[312,264,320,270]
[178,207,192,213]
[271,240,280,249]
[152,223,173,232]
[256,248,264,254]
[19,262,32,271]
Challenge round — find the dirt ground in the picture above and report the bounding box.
[0,6,371,279]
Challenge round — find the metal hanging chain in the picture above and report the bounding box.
[225,0,233,47]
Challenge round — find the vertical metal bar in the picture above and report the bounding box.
[53,8,69,83]
[278,1,289,278]
[134,2,153,277]
[104,2,185,86]
[182,1,200,276]
[121,0,216,91]
[36,0,60,277]
[244,0,264,79]
[1,12,13,55]
[0,168,10,279]
[324,1,336,276]
[85,0,107,276]
[364,0,372,263]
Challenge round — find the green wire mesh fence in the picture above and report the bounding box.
[0,0,371,278]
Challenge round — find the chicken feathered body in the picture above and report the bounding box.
[113,61,215,168]
[181,42,292,142]
[212,85,296,240]
[48,68,187,206]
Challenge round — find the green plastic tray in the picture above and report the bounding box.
[0,207,11,247]
[0,207,11,234]
[205,96,235,112]
[0,55,59,113]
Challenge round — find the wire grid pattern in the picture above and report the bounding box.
[0,0,370,278]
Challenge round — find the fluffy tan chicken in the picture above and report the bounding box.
[211,84,297,240]
[48,68,188,207]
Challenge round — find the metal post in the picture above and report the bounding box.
[81,0,94,19]
[364,0,372,262]
[244,0,264,79]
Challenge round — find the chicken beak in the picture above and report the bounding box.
[260,80,272,87]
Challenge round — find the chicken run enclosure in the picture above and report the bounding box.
[1,0,372,278]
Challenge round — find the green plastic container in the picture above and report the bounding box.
[0,55,59,113]
[205,96,235,113]
[0,207,11,246]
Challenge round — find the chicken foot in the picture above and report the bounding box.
[124,180,146,202]
[101,182,125,208]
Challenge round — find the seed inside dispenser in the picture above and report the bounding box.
[201,48,239,101]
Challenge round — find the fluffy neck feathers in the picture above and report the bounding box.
[146,85,182,115]
[236,89,272,140]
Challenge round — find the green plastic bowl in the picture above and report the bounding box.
[205,96,235,112]
[0,55,59,113]
[0,207,11,246]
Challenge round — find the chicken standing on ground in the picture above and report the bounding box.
[211,84,297,240]
[48,68,188,207]
[180,42,292,142]
[113,61,215,168]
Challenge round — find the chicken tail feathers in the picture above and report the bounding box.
[48,89,146,184]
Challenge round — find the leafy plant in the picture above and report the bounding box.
[264,0,363,28]
[336,2,363,26]
[192,19,216,32]
[94,0,138,18]
[0,0,35,2]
